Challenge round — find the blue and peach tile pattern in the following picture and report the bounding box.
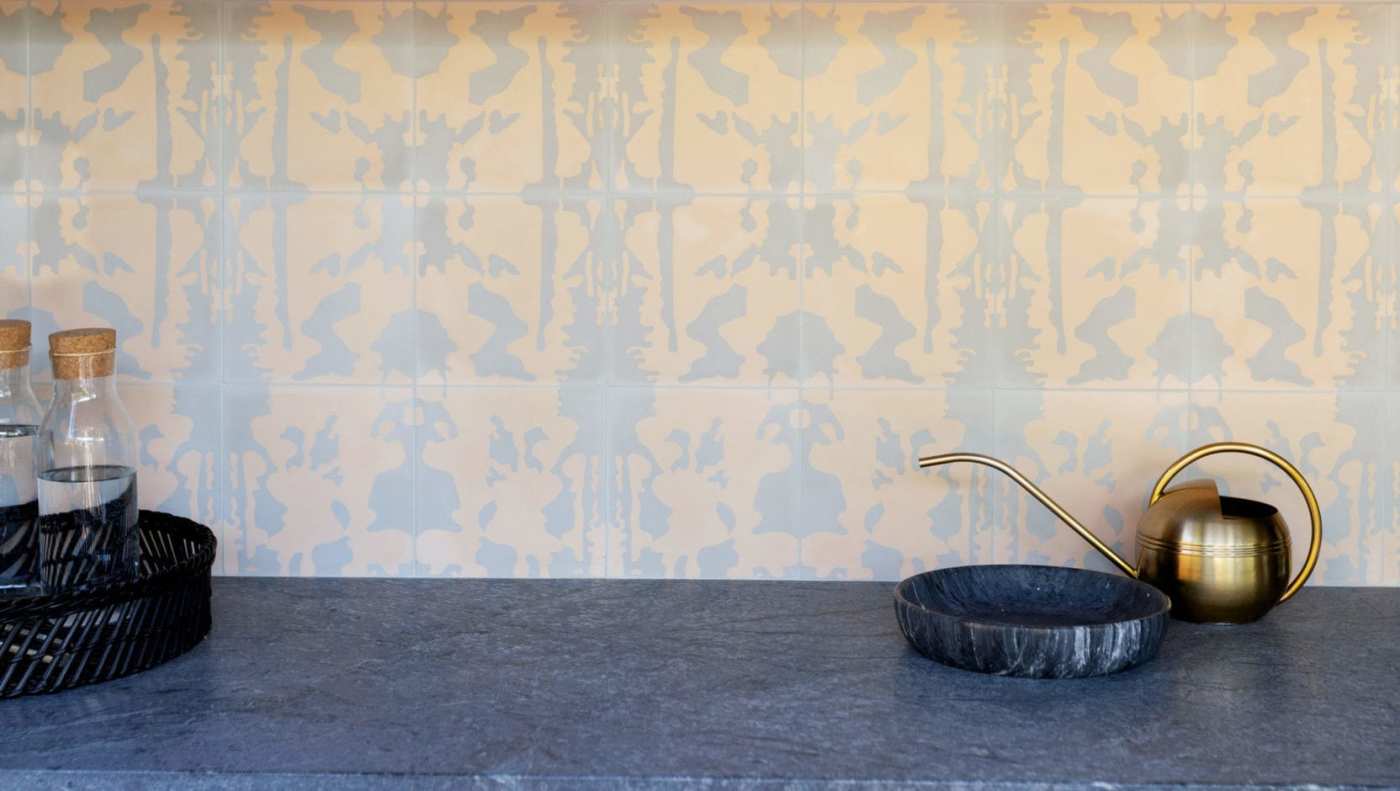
[1,0,1397,583]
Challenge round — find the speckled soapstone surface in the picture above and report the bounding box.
[0,579,1396,790]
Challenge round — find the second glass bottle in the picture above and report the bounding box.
[38,328,140,590]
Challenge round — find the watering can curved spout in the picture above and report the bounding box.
[918,442,1322,624]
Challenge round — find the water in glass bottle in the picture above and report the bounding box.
[38,328,140,591]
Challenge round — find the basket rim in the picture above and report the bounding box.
[0,510,217,617]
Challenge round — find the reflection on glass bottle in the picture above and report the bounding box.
[37,328,140,591]
[0,320,42,594]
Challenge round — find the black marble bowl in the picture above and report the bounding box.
[895,565,1170,679]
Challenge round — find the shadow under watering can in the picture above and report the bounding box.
[919,442,1322,624]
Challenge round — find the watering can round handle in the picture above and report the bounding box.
[1149,441,1322,604]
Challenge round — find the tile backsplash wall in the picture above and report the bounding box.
[1,0,1397,583]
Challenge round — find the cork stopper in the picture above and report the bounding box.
[50,328,117,379]
[0,319,31,371]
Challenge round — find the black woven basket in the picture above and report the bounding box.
[0,511,215,697]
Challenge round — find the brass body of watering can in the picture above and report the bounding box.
[919,442,1322,623]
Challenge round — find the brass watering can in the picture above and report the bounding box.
[919,442,1322,623]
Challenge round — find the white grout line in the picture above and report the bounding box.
[1186,1,1198,448]
[217,0,228,577]
[1387,4,1399,394]
[796,0,808,575]
[408,0,419,579]
[108,373,1400,396]
[23,0,32,317]
[14,0,37,548]
[15,185,1388,204]
[989,1,1008,566]
[601,1,616,579]
[391,0,1400,5]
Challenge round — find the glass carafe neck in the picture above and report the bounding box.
[0,365,33,394]
[0,366,41,425]
[51,373,120,403]
[38,368,136,477]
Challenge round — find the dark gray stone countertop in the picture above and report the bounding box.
[1,579,1397,790]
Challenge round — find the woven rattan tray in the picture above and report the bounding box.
[0,511,215,697]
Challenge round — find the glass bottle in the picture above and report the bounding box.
[0,320,43,593]
[37,328,139,591]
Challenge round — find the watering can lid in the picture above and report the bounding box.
[1141,478,1286,548]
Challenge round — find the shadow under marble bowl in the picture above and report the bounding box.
[894,565,1171,679]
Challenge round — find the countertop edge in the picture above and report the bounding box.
[3,770,1391,791]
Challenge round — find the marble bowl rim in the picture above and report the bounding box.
[894,563,1172,633]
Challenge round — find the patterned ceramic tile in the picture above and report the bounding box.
[1386,393,1400,585]
[1193,198,1385,389]
[1392,201,1400,388]
[3,1,1398,584]
[1005,195,1191,388]
[615,196,799,385]
[0,194,24,317]
[802,3,998,194]
[1393,5,1400,194]
[609,387,800,579]
[416,196,605,384]
[801,388,996,581]
[224,194,412,384]
[225,1,412,191]
[414,2,607,193]
[1193,4,1392,197]
[614,2,802,193]
[122,382,222,572]
[1005,4,1191,196]
[801,194,995,387]
[223,385,415,577]
[29,0,218,191]
[1391,5,1400,195]
[996,389,1190,571]
[1190,391,1383,586]
[415,386,603,578]
[0,1,24,191]
[30,194,219,382]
